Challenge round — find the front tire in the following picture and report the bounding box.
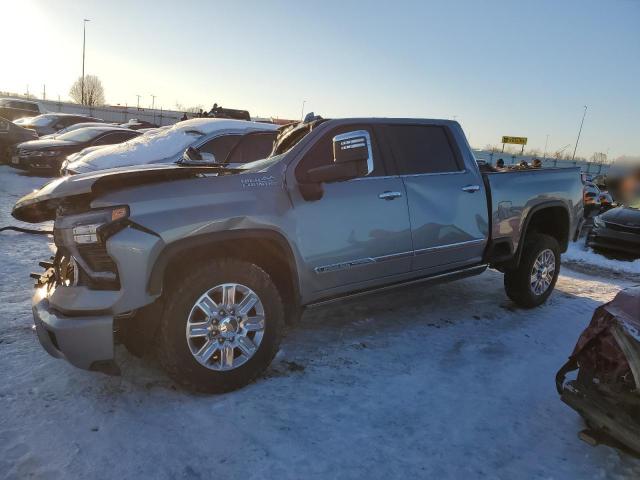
[156,258,284,393]
[504,234,560,308]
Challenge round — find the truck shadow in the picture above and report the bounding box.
[119,266,617,391]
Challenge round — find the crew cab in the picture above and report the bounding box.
[13,116,583,393]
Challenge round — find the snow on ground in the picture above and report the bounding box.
[563,241,640,277]
[1,165,640,479]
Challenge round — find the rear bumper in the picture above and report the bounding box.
[32,288,114,370]
[587,226,640,256]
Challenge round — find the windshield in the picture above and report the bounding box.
[56,129,106,143]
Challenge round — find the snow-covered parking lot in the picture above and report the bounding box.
[1,165,640,479]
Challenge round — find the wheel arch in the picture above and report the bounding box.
[148,229,302,324]
[516,201,571,264]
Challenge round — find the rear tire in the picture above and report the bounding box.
[504,234,560,308]
[156,258,284,393]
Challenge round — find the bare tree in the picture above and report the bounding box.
[69,75,105,106]
[175,103,204,114]
[526,148,541,157]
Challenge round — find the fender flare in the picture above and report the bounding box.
[147,228,301,303]
[514,200,571,265]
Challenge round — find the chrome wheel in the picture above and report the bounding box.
[186,283,265,371]
[530,249,556,296]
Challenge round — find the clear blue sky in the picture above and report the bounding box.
[3,0,639,158]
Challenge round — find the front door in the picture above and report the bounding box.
[289,123,413,296]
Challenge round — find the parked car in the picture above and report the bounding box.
[587,201,640,258]
[39,122,117,140]
[0,116,38,164]
[556,286,640,455]
[0,98,43,121]
[63,118,278,174]
[11,126,141,174]
[13,117,583,392]
[583,180,606,217]
[20,113,104,137]
[598,191,614,210]
[119,118,158,130]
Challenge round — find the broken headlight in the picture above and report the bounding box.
[54,206,129,289]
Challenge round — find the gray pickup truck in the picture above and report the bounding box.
[13,117,583,392]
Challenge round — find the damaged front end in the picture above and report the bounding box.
[556,286,640,455]
[15,166,203,373]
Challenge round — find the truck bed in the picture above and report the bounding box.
[483,167,583,261]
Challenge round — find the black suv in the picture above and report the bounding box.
[0,117,38,164]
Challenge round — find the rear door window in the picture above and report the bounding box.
[382,125,462,175]
[92,131,138,145]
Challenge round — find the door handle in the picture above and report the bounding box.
[462,185,480,193]
[378,191,403,200]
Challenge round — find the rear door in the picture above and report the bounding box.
[378,123,488,272]
[289,123,413,294]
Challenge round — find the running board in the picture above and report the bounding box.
[305,264,488,309]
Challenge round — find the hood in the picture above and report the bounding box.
[601,206,640,226]
[17,138,78,150]
[12,164,229,223]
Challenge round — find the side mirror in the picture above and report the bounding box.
[305,130,374,184]
[178,147,217,166]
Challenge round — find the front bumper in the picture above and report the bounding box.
[10,152,64,171]
[32,287,114,370]
[587,225,640,256]
[30,226,164,371]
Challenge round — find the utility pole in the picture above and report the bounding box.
[300,100,306,121]
[136,94,142,110]
[150,94,157,124]
[571,105,588,161]
[42,84,46,100]
[543,134,549,159]
[81,19,90,105]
